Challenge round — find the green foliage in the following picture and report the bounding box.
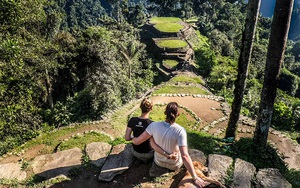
[209,29,236,57]
[126,4,146,27]
[20,158,30,170]
[110,137,127,146]
[284,169,300,188]
[47,0,108,30]
[194,32,217,77]
[52,102,72,128]
[272,102,294,131]
[0,178,19,187]
[242,79,262,117]
[65,90,94,122]
[0,0,22,29]
[278,68,300,96]
[249,43,268,80]
[224,163,234,187]
[207,56,237,92]
[291,40,300,62]
[25,175,46,187]
[156,39,188,48]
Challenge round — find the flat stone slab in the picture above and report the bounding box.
[98,144,135,182]
[208,154,233,184]
[86,142,111,167]
[31,147,82,179]
[232,158,256,188]
[256,168,292,188]
[277,138,300,171]
[0,163,27,181]
[188,149,206,165]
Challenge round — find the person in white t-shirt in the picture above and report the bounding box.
[132,102,206,187]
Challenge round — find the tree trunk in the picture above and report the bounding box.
[45,70,54,109]
[225,0,261,139]
[253,0,294,147]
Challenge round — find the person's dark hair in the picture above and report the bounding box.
[165,102,179,124]
[140,98,153,113]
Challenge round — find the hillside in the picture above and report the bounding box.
[0,17,299,186]
[2,1,300,187]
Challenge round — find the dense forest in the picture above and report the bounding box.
[1,0,300,156]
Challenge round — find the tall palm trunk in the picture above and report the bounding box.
[253,0,294,147]
[225,0,261,139]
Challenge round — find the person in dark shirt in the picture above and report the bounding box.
[125,98,154,162]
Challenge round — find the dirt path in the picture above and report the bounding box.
[151,96,225,125]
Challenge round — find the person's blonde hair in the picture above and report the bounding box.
[140,98,153,113]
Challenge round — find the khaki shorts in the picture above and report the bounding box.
[154,157,183,171]
[132,150,154,163]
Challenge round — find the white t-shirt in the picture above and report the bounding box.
[146,121,187,170]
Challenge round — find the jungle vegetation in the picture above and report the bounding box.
[1,0,300,158]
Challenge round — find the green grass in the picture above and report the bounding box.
[187,131,225,154]
[153,85,209,95]
[170,75,204,85]
[59,132,112,151]
[156,39,188,48]
[149,17,182,24]
[154,23,184,33]
[162,59,179,69]
[110,101,139,133]
[8,122,111,156]
[16,126,85,153]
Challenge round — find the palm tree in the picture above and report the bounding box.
[117,40,145,80]
[253,0,294,147]
[225,0,261,139]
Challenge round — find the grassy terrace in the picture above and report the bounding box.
[153,85,209,95]
[162,59,179,69]
[154,23,184,33]
[156,39,188,48]
[12,123,113,155]
[170,75,204,85]
[150,17,184,33]
[149,17,182,24]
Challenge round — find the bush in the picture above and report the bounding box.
[278,69,300,96]
[272,101,294,131]
[195,47,217,77]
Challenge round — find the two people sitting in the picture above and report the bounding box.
[125,98,206,187]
